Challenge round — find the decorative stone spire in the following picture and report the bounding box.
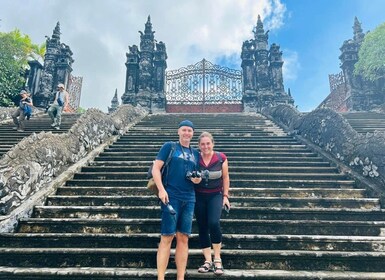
[139,15,155,52]
[144,16,154,36]
[52,22,61,41]
[253,15,269,50]
[353,16,365,45]
[108,89,119,113]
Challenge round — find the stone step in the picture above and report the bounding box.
[110,144,307,149]
[98,150,319,157]
[105,147,313,154]
[1,267,385,280]
[2,233,385,251]
[94,155,324,163]
[0,113,80,157]
[81,165,339,174]
[44,195,378,208]
[90,160,332,167]
[117,136,295,141]
[72,172,350,181]
[64,178,356,188]
[56,186,366,198]
[107,143,308,149]
[33,206,385,221]
[17,218,385,236]
[1,248,385,272]
[93,155,328,163]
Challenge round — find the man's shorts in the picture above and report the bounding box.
[160,197,195,236]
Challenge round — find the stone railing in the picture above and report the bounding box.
[0,104,147,231]
[264,105,385,197]
[0,107,17,123]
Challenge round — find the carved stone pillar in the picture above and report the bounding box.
[121,45,140,105]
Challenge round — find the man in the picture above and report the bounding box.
[47,83,69,130]
[12,90,33,132]
[152,120,201,280]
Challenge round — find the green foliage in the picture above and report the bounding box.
[0,29,46,107]
[354,22,385,81]
[77,107,87,113]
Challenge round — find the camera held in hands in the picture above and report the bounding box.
[186,170,201,180]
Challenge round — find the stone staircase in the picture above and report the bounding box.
[0,113,81,158]
[1,113,385,279]
[342,111,385,133]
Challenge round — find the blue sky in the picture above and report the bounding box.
[1,0,385,112]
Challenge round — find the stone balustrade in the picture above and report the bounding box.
[0,107,17,123]
[0,105,147,230]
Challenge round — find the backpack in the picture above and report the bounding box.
[146,142,177,196]
[24,105,32,120]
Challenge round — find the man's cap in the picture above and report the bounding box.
[57,83,65,89]
[178,120,194,130]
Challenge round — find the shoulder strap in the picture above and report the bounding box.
[163,142,176,170]
[215,151,223,164]
[161,142,176,186]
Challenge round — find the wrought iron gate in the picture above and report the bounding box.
[165,59,243,113]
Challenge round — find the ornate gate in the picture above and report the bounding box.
[165,59,243,113]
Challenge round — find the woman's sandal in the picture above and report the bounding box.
[198,260,213,273]
[213,258,224,275]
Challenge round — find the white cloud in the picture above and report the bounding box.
[1,0,288,111]
[282,49,300,81]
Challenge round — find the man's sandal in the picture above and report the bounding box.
[198,260,213,273]
[213,258,224,275]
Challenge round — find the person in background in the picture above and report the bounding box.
[152,120,201,280]
[195,131,230,275]
[47,83,69,130]
[12,90,33,132]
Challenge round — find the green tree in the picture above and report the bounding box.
[354,22,385,81]
[0,29,45,106]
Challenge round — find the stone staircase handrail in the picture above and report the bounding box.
[0,105,147,222]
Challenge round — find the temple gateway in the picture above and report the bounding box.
[116,15,294,113]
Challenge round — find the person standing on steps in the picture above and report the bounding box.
[47,83,69,130]
[12,90,33,132]
[152,119,201,280]
[195,131,230,276]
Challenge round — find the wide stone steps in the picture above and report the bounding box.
[32,206,385,221]
[2,233,385,251]
[56,186,366,198]
[64,178,357,188]
[91,159,332,167]
[0,113,80,158]
[1,248,385,273]
[81,165,338,173]
[1,113,384,279]
[72,172,350,181]
[1,268,385,280]
[17,217,385,236]
[342,112,385,133]
[43,195,378,209]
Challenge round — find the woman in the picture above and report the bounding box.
[12,90,33,132]
[195,131,230,275]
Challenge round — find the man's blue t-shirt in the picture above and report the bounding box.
[156,141,199,202]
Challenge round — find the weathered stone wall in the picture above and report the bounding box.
[264,105,385,194]
[0,105,147,223]
[0,107,17,123]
